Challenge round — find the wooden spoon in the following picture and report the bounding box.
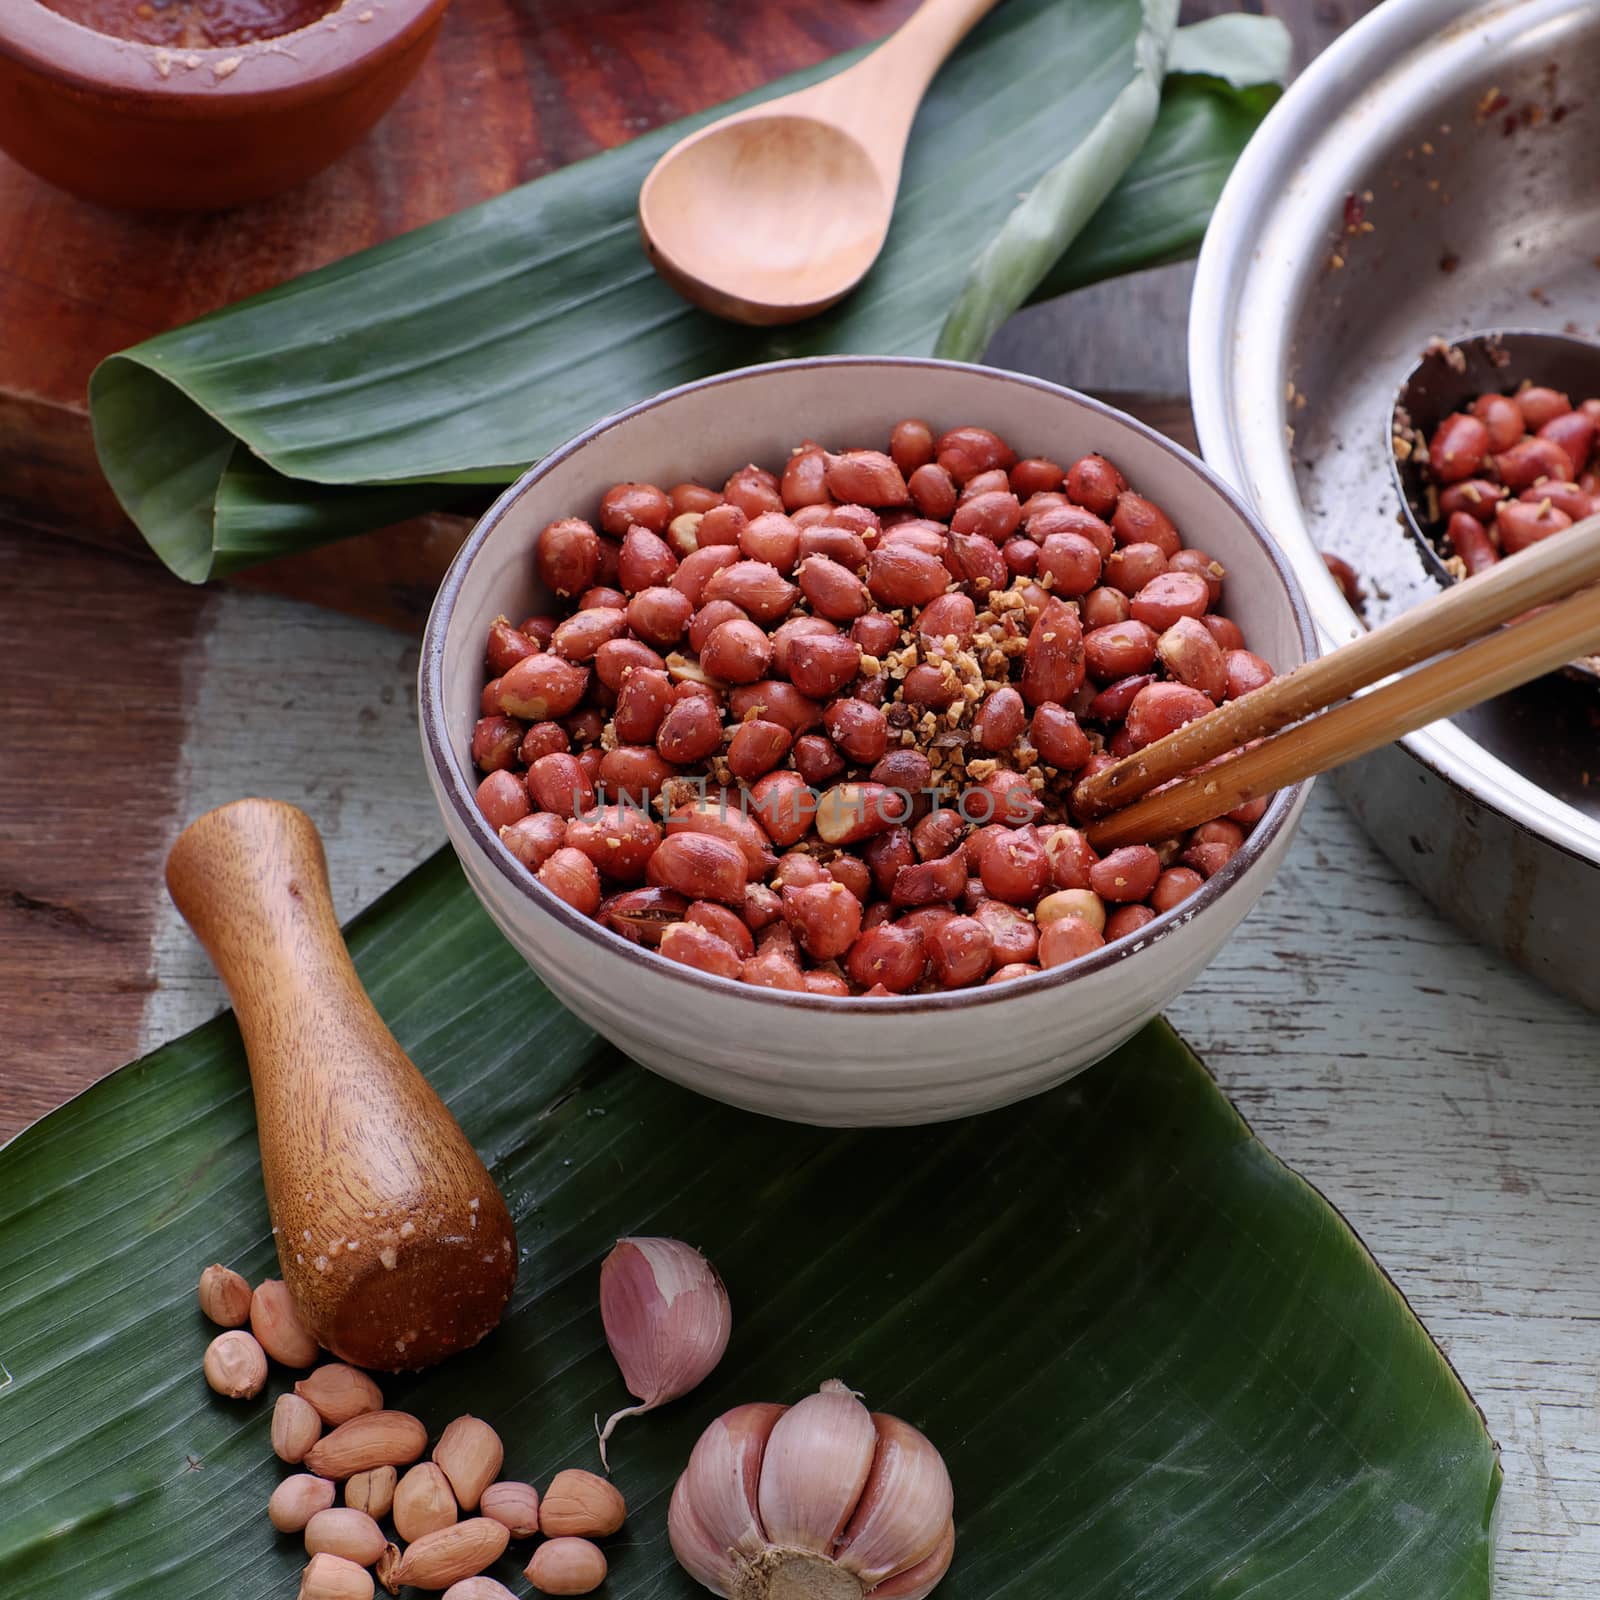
[166,799,517,1372]
[639,0,1002,325]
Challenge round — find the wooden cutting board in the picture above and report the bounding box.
[0,0,919,625]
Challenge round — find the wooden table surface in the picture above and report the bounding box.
[4,0,1598,1592]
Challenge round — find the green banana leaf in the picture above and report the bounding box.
[89,0,1288,585]
[0,848,1499,1598]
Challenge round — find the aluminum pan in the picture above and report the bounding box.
[1189,0,1600,871]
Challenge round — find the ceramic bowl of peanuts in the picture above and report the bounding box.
[199,1237,956,1600]
[420,357,1315,1127]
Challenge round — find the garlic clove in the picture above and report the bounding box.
[866,1520,954,1600]
[835,1415,954,1588]
[669,1474,738,1598]
[682,1402,786,1562]
[757,1380,877,1555]
[597,1237,732,1466]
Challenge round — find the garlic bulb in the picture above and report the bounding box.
[596,1237,732,1466]
[669,1380,954,1600]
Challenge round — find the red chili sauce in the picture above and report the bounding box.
[40,0,337,48]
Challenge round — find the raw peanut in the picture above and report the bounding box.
[936,425,1016,482]
[1130,571,1209,631]
[444,1582,520,1600]
[918,591,977,647]
[539,847,603,913]
[986,962,1040,983]
[797,554,871,621]
[394,1518,511,1590]
[346,1466,398,1520]
[958,467,1011,501]
[1035,532,1102,596]
[497,653,589,721]
[660,922,744,978]
[1002,536,1039,577]
[656,695,724,764]
[617,527,679,592]
[540,1469,627,1539]
[1011,456,1064,497]
[647,831,749,905]
[500,813,568,874]
[927,915,993,986]
[1036,888,1106,934]
[566,806,661,883]
[1321,551,1362,606]
[867,542,949,607]
[1493,435,1574,488]
[395,1461,460,1542]
[597,887,688,947]
[1497,498,1572,555]
[479,1480,542,1539]
[274,1393,324,1463]
[784,881,864,960]
[1089,844,1162,903]
[1199,612,1245,652]
[476,771,531,830]
[845,923,926,992]
[698,502,748,547]
[595,636,667,688]
[702,559,801,623]
[528,752,595,818]
[204,1329,267,1398]
[791,732,843,787]
[1224,649,1275,701]
[251,1278,319,1368]
[1084,619,1157,681]
[433,1416,504,1512]
[536,518,599,597]
[945,529,1008,594]
[376,1543,402,1597]
[671,543,740,605]
[815,782,903,845]
[862,828,913,897]
[666,800,779,873]
[781,445,831,509]
[1451,471,1523,525]
[1519,481,1592,521]
[908,461,958,519]
[973,685,1027,751]
[1027,501,1115,558]
[742,947,808,990]
[826,449,909,506]
[1168,548,1226,605]
[798,526,870,570]
[304,1411,428,1480]
[1445,510,1499,576]
[912,807,965,863]
[1152,866,1205,912]
[1103,541,1168,595]
[472,716,523,773]
[485,617,541,676]
[665,510,705,558]
[951,488,1023,541]
[724,463,785,518]
[1020,598,1085,707]
[891,418,936,472]
[526,1537,608,1596]
[741,510,802,572]
[1031,705,1090,771]
[1111,491,1180,555]
[577,585,626,613]
[892,849,969,907]
[1540,410,1596,477]
[306,1507,387,1566]
[1065,453,1126,514]
[520,721,570,762]
[298,1552,375,1600]
[1157,616,1227,701]
[1105,904,1157,940]
[1471,393,1524,452]
[296,1364,385,1425]
[1039,916,1104,968]
[727,718,792,781]
[1085,672,1154,725]
[1517,385,1570,429]
[787,633,862,698]
[1427,412,1489,483]
[700,618,773,684]
[197,1263,251,1327]
[687,900,756,955]
[550,606,627,662]
[1124,682,1215,749]
[272,1474,338,1533]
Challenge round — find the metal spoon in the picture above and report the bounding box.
[1389,327,1600,682]
[638,0,1001,327]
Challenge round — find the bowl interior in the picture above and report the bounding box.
[425,357,1313,996]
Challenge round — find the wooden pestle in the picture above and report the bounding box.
[166,799,517,1372]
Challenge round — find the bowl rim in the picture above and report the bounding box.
[0,0,447,102]
[419,355,1316,1013]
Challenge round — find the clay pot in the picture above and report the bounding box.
[0,0,451,210]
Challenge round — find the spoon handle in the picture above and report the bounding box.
[166,798,517,1371]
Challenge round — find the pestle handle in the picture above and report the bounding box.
[166,799,516,1372]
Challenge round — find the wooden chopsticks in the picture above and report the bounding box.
[1078,513,1600,850]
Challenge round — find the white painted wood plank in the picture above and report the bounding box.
[146,590,1600,1593]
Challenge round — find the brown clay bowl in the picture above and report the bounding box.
[0,0,451,209]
